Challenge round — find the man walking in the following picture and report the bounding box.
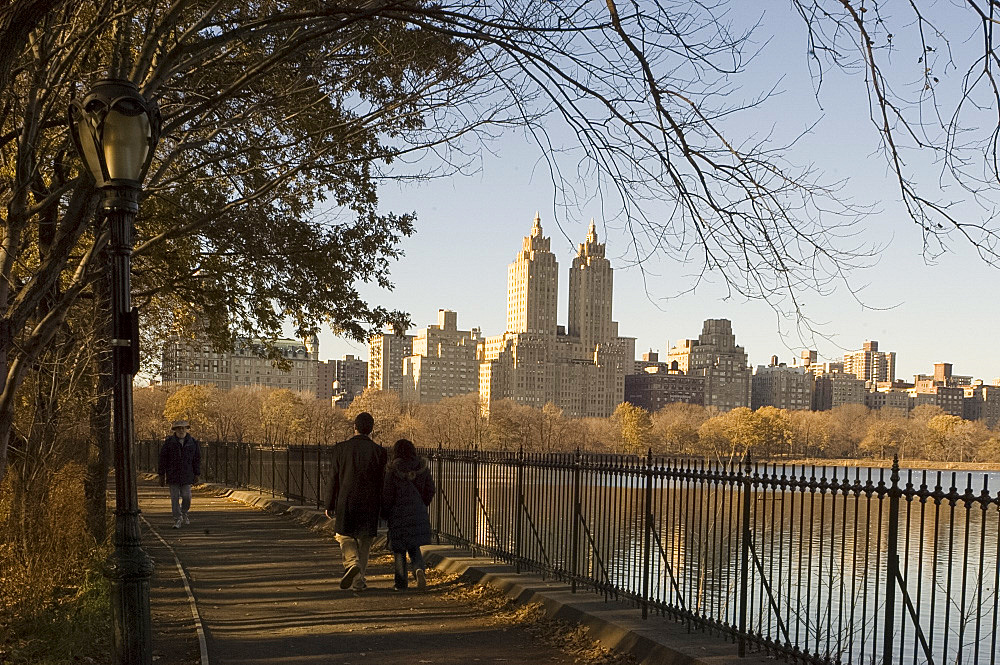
[158,420,201,529]
[325,412,387,591]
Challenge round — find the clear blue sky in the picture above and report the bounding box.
[314,4,1000,383]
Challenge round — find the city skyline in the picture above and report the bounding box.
[310,5,1000,384]
[314,204,999,383]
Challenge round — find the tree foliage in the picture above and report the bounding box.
[5,0,1000,492]
[132,385,1000,465]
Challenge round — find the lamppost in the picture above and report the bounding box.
[69,79,161,665]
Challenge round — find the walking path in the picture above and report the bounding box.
[138,478,771,665]
[140,478,587,665]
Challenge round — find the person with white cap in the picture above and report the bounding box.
[158,420,201,529]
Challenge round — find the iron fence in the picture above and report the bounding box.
[138,440,1000,665]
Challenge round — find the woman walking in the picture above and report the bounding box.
[381,439,435,590]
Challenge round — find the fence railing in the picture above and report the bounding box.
[138,440,1000,665]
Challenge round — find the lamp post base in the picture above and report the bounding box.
[106,510,154,665]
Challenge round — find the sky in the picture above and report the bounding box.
[312,4,1000,383]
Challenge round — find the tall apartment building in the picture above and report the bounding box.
[865,387,912,413]
[317,354,368,403]
[751,359,813,411]
[401,310,482,403]
[812,373,866,410]
[634,350,670,375]
[795,350,844,376]
[161,335,319,392]
[624,367,705,412]
[909,362,968,417]
[964,383,1000,428]
[666,319,751,411]
[914,362,973,389]
[368,330,414,393]
[479,216,631,418]
[843,340,896,383]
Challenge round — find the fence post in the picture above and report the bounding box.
[515,446,524,573]
[285,445,290,501]
[641,448,654,620]
[882,456,901,665]
[435,443,443,545]
[224,442,229,485]
[738,452,753,657]
[299,445,305,505]
[269,444,274,497]
[213,442,218,483]
[571,447,581,594]
[247,443,251,489]
[316,443,322,509]
[471,446,479,555]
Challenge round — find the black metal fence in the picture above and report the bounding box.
[138,440,1000,665]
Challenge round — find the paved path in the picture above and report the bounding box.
[139,479,580,665]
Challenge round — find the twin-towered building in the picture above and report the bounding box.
[370,215,634,417]
[478,215,634,418]
[361,213,999,425]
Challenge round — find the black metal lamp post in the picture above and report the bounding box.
[69,79,161,665]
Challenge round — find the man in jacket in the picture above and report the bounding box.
[158,420,201,529]
[325,412,387,591]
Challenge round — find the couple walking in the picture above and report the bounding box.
[325,412,435,592]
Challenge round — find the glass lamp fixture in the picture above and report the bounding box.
[68,79,160,188]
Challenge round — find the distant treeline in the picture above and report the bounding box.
[136,385,1000,465]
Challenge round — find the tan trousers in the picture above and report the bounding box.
[335,533,373,587]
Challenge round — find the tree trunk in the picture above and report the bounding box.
[84,262,112,543]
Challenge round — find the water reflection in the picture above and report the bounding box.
[433,459,1000,665]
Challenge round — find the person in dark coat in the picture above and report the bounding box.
[158,420,201,529]
[381,438,435,590]
[324,412,387,591]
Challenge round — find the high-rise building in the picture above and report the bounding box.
[795,350,844,376]
[402,310,482,403]
[843,340,896,384]
[162,335,319,392]
[624,366,705,412]
[507,214,558,337]
[964,383,1000,428]
[909,362,969,417]
[634,350,670,375]
[368,331,414,393]
[866,387,912,413]
[318,354,368,403]
[914,362,973,389]
[812,373,866,410]
[751,360,813,411]
[667,319,751,411]
[480,215,631,418]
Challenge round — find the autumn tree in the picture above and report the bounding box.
[651,402,708,455]
[419,393,485,449]
[209,386,266,444]
[347,389,402,443]
[858,411,913,460]
[752,407,794,459]
[133,385,171,442]
[163,384,218,436]
[611,402,654,455]
[787,410,831,459]
[924,415,989,463]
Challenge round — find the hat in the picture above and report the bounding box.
[171,420,189,430]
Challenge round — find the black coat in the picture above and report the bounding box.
[381,456,435,552]
[326,434,387,538]
[158,434,201,485]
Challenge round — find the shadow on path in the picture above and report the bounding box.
[139,478,578,665]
